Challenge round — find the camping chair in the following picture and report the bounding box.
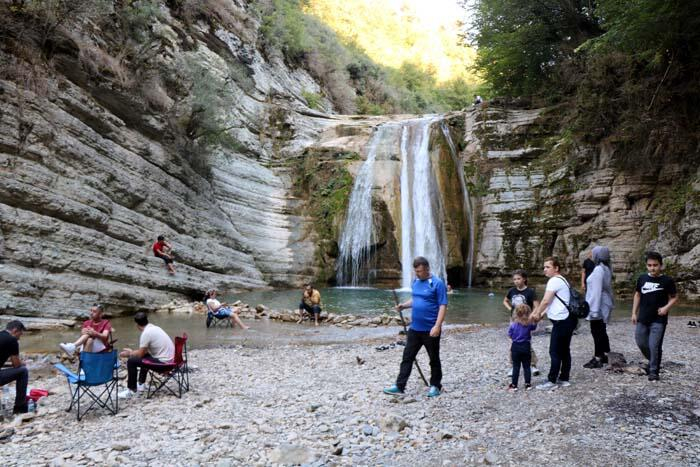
[143,334,189,399]
[205,301,233,328]
[54,350,119,421]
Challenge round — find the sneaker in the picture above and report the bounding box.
[427,386,441,398]
[118,389,137,400]
[507,383,518,392]
[383,385,404,396]
[524,383,532,391]
[583,357,598,369]
[536,381,558,391]
[558,380,571,387]
[688,321,698,328]
[531,366,540,376]
[59,343,76,356]
[648,373,660,382]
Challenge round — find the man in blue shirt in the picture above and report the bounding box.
[384,256,448,397]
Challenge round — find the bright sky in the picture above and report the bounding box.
[387,0,468,28]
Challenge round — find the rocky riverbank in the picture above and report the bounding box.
[0,316,698,466]
[155,299,407,327]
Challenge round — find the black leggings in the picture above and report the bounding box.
[548,314,578,383]
[589,319,610,360]
[511,341,532,386]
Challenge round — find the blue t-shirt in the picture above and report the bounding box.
[410,275,448,332]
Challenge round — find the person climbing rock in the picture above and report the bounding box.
[152,235,176,274]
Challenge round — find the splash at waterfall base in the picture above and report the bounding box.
[2,317,696,465]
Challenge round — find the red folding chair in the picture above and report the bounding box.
[142,334,189,399]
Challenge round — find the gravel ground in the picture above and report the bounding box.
[0,317,698,466]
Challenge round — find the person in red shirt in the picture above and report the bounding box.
[59,304,113,356]
[152,235,176,274]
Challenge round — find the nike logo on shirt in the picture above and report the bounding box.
[641,282,663,294]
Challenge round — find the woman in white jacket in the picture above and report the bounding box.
[583,246,614,368]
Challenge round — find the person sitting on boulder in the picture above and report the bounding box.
[59,303,113,356]
[205,289,249,330]
[0,320,29,414]
[297,284,322,326]
[152,235,176,274]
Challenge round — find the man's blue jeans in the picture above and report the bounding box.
[635,321,667,375]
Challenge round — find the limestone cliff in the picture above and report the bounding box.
[0,2,336,319]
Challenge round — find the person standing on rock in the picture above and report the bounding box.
[383,256,448,398]
[118,312,174,399]
[532,257,577,390]
[631,251,678,382]
[583,246,614,369]
[152,235,176,275]
[0,320,29,414]
[297,284,322,326]
[205,289,249,330]
[59,303,113,356]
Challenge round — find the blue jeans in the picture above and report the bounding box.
[635,322,667,375]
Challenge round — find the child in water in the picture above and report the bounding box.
[503,270,540,376]
[508,303,539,391]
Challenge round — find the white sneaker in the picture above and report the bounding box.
[137,384,146,393]
[59,343,76,356]
[558,380,571,387]
[536,381,558,391]
[531,366,540,376]
[118,389,137,400]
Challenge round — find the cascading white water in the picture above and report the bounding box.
[336,125,392,286]
[441,121,475,287]
[400,117,447,288]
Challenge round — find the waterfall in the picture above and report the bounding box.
[400,117,447,288]
[440,121,475,287]
[335,125,392,286]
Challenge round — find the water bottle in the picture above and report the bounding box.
[28,399,35,413]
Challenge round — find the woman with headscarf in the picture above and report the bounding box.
[583,246,614,368]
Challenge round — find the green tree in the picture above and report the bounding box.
[467,0,601,97]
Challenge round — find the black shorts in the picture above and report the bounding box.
[299,302,321,314]
[155,253,173,264]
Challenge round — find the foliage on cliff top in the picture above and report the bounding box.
[467,0,700,169]
[256,0,479,114]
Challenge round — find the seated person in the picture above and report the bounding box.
[298,284,322,326]
[205,289,249,330]
[0,320,29,414]
[118,312,174,399]
[59,303,112,356]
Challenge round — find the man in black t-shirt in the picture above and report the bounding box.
[631,252,678,381]
[0,320,29,413]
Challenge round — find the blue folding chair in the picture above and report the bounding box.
[54,350,119,421]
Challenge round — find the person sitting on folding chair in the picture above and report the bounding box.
[205,289,249,330]
[59,304,113,356]
[0,320,29,414]
[118,312,174,400]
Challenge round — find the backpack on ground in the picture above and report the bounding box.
[553,277,590,319]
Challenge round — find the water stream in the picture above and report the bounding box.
[441,121,475,287]
[400,117,447,288]
[336,125,394,286]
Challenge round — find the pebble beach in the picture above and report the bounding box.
[0,316,698,466]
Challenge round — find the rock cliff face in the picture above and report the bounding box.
[463,105,700,296]
[0,3,337,319]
